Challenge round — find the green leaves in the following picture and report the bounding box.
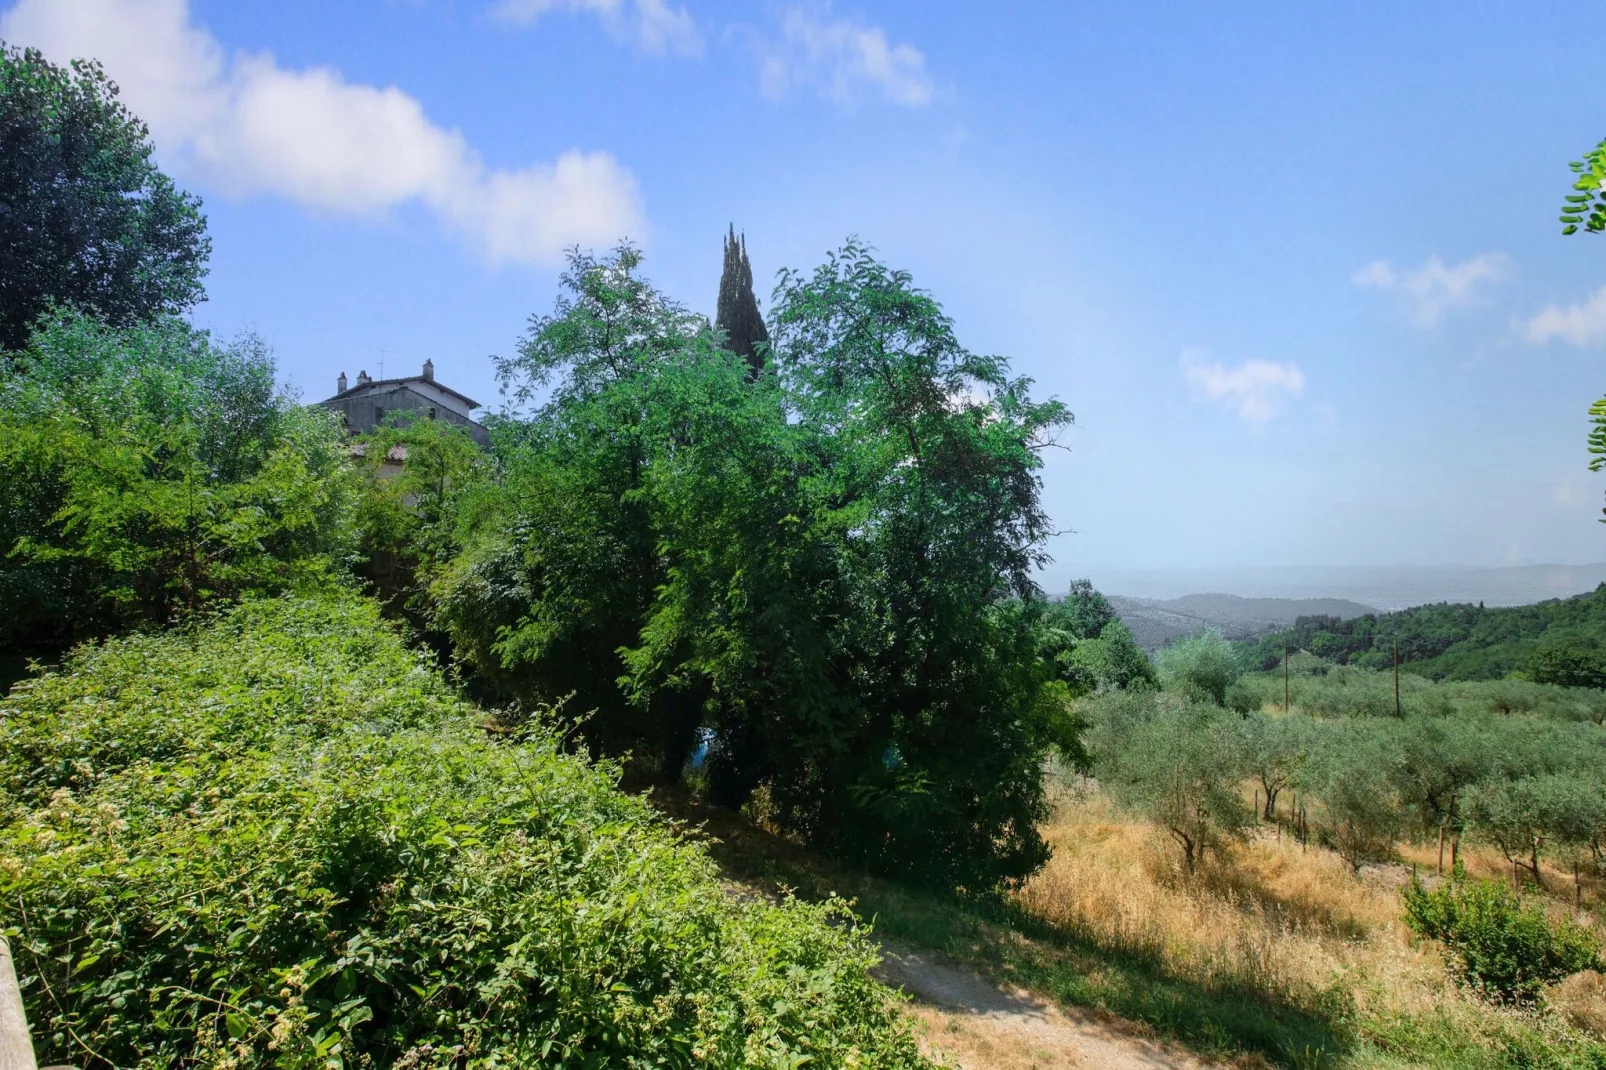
[0,311,358,650]
[0,45,210,351]
[440,241,1075,891]
[1404,875,1601,1002]
[0,593,933,1069]
[1561,138,1606,236]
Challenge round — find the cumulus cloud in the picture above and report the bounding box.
[488,0,701,57]
[755,5,934,108]
[1,0,647,267]
[1350,253,1509,326]
[1181,352,1305,424]
[1523,284,1606,347]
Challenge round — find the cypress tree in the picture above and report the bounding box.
[715,225,769,376]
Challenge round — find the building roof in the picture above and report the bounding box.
[321,374,482,411]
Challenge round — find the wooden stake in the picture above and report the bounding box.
[1437,822,1446,876]
[1394,638,1401,718]
[1254,788,1260,823]
[1577,860,1584,914]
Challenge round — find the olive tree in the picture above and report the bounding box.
[1309,721,1408,873]
[1156,629,1240,706]
[1089,696,1251,871]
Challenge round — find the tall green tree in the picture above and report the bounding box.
[715,225,770,376]
[439,241,1077,889]
[436,245,715,765]
[0,45,209,352]
[765,240,1075,886]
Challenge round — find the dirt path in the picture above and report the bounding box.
[874,944,1218,1070]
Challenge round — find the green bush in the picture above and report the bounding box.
[1155,630,1240,706]
[0,593,930,1069]
[1403,876,1601,1003]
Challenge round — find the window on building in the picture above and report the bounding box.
[428,407,437,420]
[375,406,385,423]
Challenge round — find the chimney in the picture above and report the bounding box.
[337,371,348,393]
[357,370,371,385]
[422,358,434,382]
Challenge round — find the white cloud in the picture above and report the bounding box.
[755,5,934,108]
[1181,352,1305,424]
[1523,284,1606,347]
[1349,253,1510,326]
[488,0,701,57]
[1,0,647,267]
[1350,260,1394,288]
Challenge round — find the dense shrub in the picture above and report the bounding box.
[1404,876,1601,1003]
[0,311,355,655]
[0,594,931,1069]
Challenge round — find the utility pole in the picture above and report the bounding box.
[1394,638,1401,717]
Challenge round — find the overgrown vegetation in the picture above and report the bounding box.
[0,310,355,657]
[1405,875,1601,1003]
[0,594,932,1069]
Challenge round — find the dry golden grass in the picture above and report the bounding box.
[1548,970,1606,1035]
[1013,786,1606,1061]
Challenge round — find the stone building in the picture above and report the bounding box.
[317,360,490,446]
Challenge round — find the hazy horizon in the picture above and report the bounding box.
[1046,561,1606,611]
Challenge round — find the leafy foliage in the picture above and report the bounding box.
[0,310,355,654]
[0,593,932,1069]
[1085,693,1252,870]
[350,414,488,620]
[1156,629,1240,706]
[0,45,209,351]
[1404,876,1600,1003]
[1236,586,1606,683]
[435,243,1076,889]
[1561,137,1606,236]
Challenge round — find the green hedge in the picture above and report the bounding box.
[0,594,930,1069]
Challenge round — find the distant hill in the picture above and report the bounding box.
[1234,584,1606,683]
[1108,593,1377,652]
[1058,563,1606,611]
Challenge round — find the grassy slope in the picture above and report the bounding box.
[0,593,931,1070]
[658,788,1606,1070]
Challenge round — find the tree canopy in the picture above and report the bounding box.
[432,242,1079,888]
[0,45,209,351]
[715,225,769,375]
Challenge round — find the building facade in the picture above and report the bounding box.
[317,360,490,446]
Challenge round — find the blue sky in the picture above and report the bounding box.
[6,1,1606,582]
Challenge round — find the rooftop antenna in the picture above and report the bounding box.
[378,348,391,381]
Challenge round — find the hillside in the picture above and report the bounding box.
[1236,583,1606,682]
[1109,592,1377,651]
[0,593,930,1069]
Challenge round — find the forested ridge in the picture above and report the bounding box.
[1237,584,1606,684]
